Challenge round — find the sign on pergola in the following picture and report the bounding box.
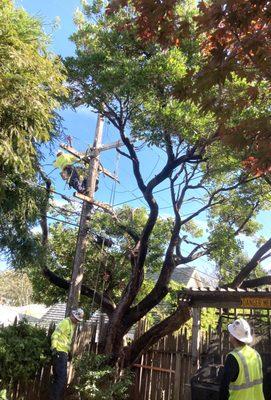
[178,287,271,309]
[178,287,271,368]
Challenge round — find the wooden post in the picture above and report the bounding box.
[191,307,201,370]
[66,114,104,315]
[173,352,182,400]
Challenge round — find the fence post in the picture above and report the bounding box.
[173,352,181,400]
[191,308,201,370]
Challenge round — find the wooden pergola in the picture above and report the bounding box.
[179,287,271,309]
[178,287,271,367]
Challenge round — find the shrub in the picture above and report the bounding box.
[0,320,51,386]
[74,353,133,400]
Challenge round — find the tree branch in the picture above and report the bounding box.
[234,201,260,236]
[240,275,271,289]
[42,266,115,315]
[124,304,191,367]
[124,178,182,327]
[230,237,271,287]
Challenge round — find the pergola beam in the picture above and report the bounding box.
[178,287,271,309]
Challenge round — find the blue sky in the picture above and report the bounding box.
[1,1,270,279]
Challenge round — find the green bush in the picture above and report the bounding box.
[74,353,133,400]
[0,320,51,386]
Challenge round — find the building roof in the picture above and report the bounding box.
[39,303,66,327]
[39,303,108,328]
[171,266,197,286]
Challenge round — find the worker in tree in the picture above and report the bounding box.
[49,308,84,400]
[54,151,87,194]
[219,318,264,400]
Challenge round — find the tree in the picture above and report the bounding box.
[0,0,67,266]
[56,1,271,367]
[195,0,271,175]
[106,0,271,174]
[3,0,271,372]
[28,206,173,305]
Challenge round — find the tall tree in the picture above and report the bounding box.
[2,0,271,371]
[107,0,271,174]
[59,1,271,366]
[0,0,67,265]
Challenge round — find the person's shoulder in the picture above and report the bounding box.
[58,317,69,327]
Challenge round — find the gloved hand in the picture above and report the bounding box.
[51,348,58,358]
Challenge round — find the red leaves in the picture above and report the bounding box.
[106,0,271,173]
[219,117,271,176]
[198,0,271,82]
[107,0,180,46]
[105,0,128,15]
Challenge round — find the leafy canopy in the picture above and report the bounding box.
[0,0,66,191]
[0,0,67,266]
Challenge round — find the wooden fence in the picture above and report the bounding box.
[130,327,212,400]
[3,308,271,400]
[129,309,271,400]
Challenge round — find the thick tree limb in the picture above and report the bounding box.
[104,135,200,352]
[124,179,182,327]
[124,304,191,367]
[240,275,271,289]
[230,237,271,287]
[42,266,115,315]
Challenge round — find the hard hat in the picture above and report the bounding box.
[228,318,252,344]
[71,308,84,322]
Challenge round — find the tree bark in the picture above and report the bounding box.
[42,266,115,315]
[123,304,191,367]
[240,275,271,288]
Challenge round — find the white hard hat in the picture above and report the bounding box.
[228,318,252,344]
[71,308,84,322]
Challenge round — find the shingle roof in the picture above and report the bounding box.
[171,266,196,286]
[150,266,197,286]
[39,303,66,328]
[38,303,108,328]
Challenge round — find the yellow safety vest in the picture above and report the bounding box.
[53,154,77,171]
[229,345,264,400]
[51,318,75,353]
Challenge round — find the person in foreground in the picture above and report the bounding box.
[219,317,264,400]
[49,308,84,400]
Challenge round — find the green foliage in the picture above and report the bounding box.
[65,0,217,148]
[0,0,67,267]
[206,177,270,283]
[201,308,217,332]
[0,0,66,189]
[74,353,133,400]
[0,320,50,386]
